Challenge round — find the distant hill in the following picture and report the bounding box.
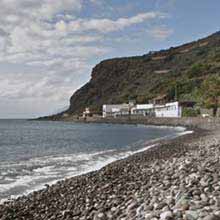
[44,31,220,119]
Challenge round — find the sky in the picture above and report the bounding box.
[0,0,219,118]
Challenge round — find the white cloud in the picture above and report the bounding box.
[0,37,6,51]
[0,0,169,117]
[0,0,82,21]
[61,35,103,45]
[59,12,166,33]
[148,27,173,40]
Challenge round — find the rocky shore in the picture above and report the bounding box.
[0,124,220,219]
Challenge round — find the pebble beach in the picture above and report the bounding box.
[0,122,220,220]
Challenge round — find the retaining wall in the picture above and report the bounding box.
[84,116,220,130]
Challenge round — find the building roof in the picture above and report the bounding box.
[153,94,168,101]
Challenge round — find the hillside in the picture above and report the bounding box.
[50,31,220,118]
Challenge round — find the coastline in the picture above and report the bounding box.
[0,119,220,219]
[0,124,190,204]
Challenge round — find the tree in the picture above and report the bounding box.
[201,75,220,117]
[188,63,210,78]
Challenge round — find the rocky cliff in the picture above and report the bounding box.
[51,31,220,118]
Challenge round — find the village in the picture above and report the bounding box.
[83,95,198,119]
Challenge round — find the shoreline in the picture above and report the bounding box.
[0,120,219,219]
[0,124,189,204]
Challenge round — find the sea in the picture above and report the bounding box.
[0,119,189,203]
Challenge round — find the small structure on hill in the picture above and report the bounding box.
[150,94,169,105]
[83,107,92,118]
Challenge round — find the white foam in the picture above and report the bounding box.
[137,124,186,132]
[0,155,121,204]
[132,144,157,154]
[0,175,40,193]
[176,130,194,136]
[33,166,57,174]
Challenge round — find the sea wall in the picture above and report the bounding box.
[84,116,220,130]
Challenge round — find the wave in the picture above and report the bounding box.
[137,124,186,132]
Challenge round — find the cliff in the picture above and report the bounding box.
[47,31,220,119]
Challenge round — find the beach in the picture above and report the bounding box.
[0,118,220,220]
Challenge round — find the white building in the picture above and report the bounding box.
[154,102,182,118]
[83,107,91,118]
[102,101,194,118]
[131,104,154,116]
[103,104,130,118]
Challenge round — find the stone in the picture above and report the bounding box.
[175,197,190,211]
[173,209,183,218]
[160,211,173,220]
[111,207,117,212]
[201,194,209,203]
[185,210,199,220]
[145,205,154,211]
[96,212,105,219]
[202,214,220,220]
[156,202,167,210]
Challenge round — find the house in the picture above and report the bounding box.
[83,107,92,118]
[103,102,181,118]
[155,102,181,118]
[131,104,154,116]
[150,94,169,105]
[103,100,136,118]
[102,101,197,118]
[154,101,196,118]
[102,104,130,118]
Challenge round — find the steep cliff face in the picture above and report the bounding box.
[63,31,220,116]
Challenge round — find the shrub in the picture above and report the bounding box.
[182,108,200,117]
[200,75,220,117]
[187,63,210,78]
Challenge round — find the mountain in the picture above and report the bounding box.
[46,31,220,119]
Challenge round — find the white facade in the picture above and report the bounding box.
[131,104,154,116]
[103,104,130,118]
[136,104,154,110]
[83,107,91,118]
[155,102,182,118]
[103,102,182,118]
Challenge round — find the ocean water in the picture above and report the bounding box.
[0,120,186,202]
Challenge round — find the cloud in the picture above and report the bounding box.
[0,0,169,117]
[57,12,166,33]
[0,60,90,101]
[0,0,82,21]
[148,27,173,40]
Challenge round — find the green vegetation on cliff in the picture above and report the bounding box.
[200,75,220,116]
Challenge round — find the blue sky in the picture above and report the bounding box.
[0,0,219,118]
